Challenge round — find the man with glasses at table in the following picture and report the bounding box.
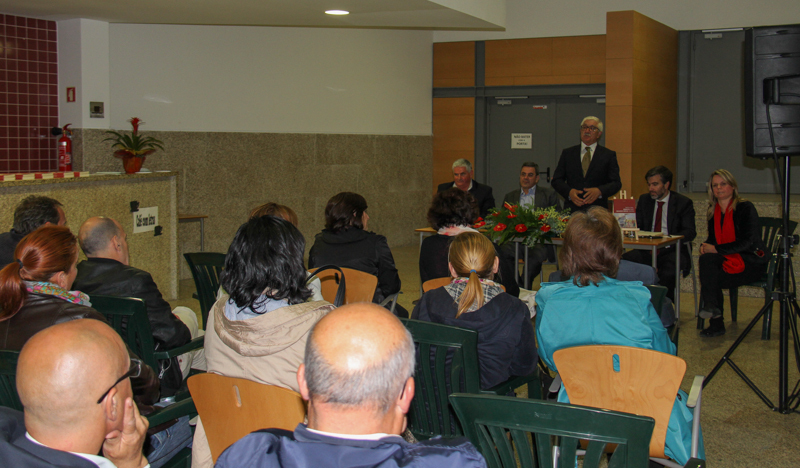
[552,116,621,212]
[0,319,151,468]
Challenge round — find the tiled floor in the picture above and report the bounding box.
[171,243,800,467]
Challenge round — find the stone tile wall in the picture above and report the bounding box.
[72,129,433,279]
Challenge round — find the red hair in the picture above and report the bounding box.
[0,226,78,321]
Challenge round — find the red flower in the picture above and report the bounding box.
[503,202,517,212]
[514,224,527,233]
[476,217,483,222]
[562,218,569,223]
[129,117,142,134]
[494,223,507,232]
[507,214,517,219]
[540,224,551,232]
[474,221,486,228]
[538,214,546,220]
[492,212,501,217]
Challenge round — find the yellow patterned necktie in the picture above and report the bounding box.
[582,147,592,176]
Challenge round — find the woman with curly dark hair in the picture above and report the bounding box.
[419,188,519,296]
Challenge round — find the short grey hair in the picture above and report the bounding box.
[304,324,415,413]
[79,217,122,256]
[452,158,473,173]
[581,116,604,133]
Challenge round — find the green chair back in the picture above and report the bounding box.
[90,295,160,372]
[0,350,21,411]
[399,318,481,440]
[184,252,226,329]
[449,393,655,468]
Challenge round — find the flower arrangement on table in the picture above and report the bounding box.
[478,202,571,248]
[104,117,164,173]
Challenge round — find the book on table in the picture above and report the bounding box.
[612,199,637,229]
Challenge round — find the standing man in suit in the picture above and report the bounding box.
[551,116,621,212]
[622,166,696,302]
[500,162,561,288]
[437,159,495,218]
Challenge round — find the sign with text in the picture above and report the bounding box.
[511,133,532,149]
[133,207,159,234]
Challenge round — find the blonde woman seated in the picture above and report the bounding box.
[535,206,703,465]
[411,232,536,390]
[192,215,335,468]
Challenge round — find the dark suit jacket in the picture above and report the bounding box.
[0,407,98,468]
[551,144,622,212]
[635,191,697,272]
[437,181,496,218]
[502,185,561,210]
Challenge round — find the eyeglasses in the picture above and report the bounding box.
[580,125,600,132]
[97,359,142,404]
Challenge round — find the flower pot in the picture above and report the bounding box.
[122,155,145,174]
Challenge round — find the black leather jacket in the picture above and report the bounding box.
[0,292,160,405]
[73,258,191,350]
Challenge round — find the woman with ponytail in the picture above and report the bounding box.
[411,231,536,389]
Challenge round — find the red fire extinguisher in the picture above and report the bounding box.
[58,124,72,172]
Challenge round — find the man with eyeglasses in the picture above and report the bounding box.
[552,116,622,212]
[0,319,150,468]
[215,303,487,468]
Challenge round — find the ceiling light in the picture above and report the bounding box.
[325,10,349,15]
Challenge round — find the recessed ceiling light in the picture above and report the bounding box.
[325,10,349,15]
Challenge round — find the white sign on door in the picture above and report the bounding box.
[133,206,159,234]
[511,133,532,149]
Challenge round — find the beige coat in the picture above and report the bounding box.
[191,295,334,468]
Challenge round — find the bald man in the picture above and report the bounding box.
[73,217,205,395]
[0,319,149,468]
[216,303,487,468]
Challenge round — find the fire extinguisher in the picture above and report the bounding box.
[58,124,72,172]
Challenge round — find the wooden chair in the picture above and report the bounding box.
[0,350,21,410]
[183,252,226,329]
[188,373,306,463]
[310,267,400,313]
[399,318,540,441]
[554,345,704,468]
[449,393,655,468]
[422,277,451,292]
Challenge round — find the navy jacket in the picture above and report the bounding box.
[0,407,97,468]
[216,424,487,468]
[437,181,496,218]
[635,191,696,273]
[551,144,621,212]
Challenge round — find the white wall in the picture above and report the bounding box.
[108,24,433,135]
[58,19,110,129]
[434,0,800,42]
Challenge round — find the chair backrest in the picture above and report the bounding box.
[90,295,160,371]
[757,217,798,253]
[0,350,21,411]
[399,318,481,440]
[183,252,226,328]
[450,393,654,468]
[188,373,306,463]
[553,345,685,459]
[313,267,376,304]
[422,277,451,292]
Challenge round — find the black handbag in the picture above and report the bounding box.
[308,265,346,307]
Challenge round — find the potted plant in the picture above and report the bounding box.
[480,202,571,248]
[104,117,164,174]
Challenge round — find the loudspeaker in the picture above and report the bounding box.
[744,25,800,158]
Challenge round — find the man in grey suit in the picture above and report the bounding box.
[500,162,561,289]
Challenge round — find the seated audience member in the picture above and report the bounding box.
[413,232,536,389]
[536,207,703,465]
[215,303,487,468]
[420,188,519,297]
[436,158,495,218]
[0,226,188,468]
[0,319,150,468]
[0,195,66,266]
[72,217,205,395]
[622,166,696,303]
[308,192,405,314]
[698,169,768,337]
[250,202,323,302]
[500,162,561,288]
[192,215,335,468]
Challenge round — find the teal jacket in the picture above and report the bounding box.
[535,276,703,465]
